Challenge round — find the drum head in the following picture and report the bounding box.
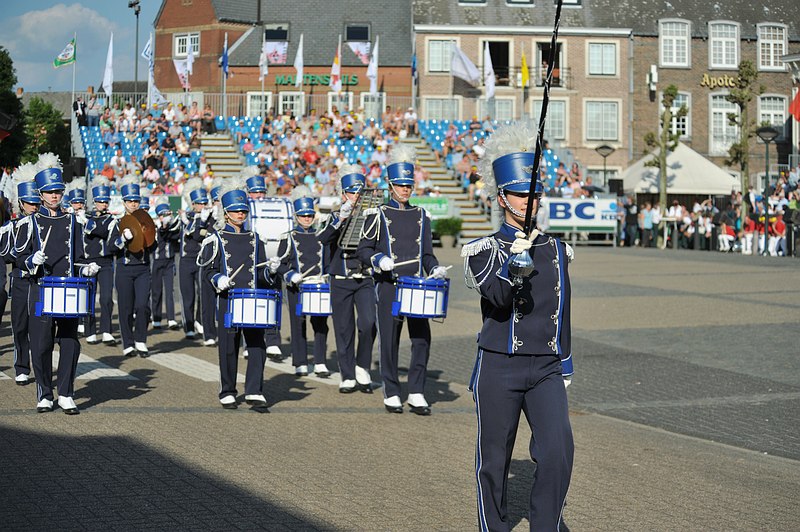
[119,214,144,253]
[132,209,157,248]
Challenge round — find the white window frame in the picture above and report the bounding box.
[708,21,739,69]
[426,38,456,74]
[586,167,619,187]
[278,91,305,117]
[709,92,739,157]
[532,99,568,142]
[666,91,691,140]
[360,92,386,120]
[584,99,620,142]
[659,19,690,68]
[757,23,787,72]
[327,92,354,114]
[174,32,200,59]
[506,0,534,5]
[478,98,515,122]
[423,97,461,121]
[758,94,787,140]
[587,41,617,76]
[246,92,273,117]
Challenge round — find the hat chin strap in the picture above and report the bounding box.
[498,189,525,219]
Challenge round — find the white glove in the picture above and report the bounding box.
[216,275,231,291]
[289,273,303,285]
[81,262,101,276]
[200,208,211,222]
[430,266,448,280]
[267,257,281,274]
[565,242,575,263]
[339,200,354,220]
[510,231,533,254]
[180,212,190,225]
[32,250,47,265]
[378,256,394,272]
[123,228,134,241]
[154,218,162,228]
[75,212,88,225]
[564,377,572,389]
[161,214,172,225]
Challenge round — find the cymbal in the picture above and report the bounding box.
[119,214,144,252]
[132,209,156,248]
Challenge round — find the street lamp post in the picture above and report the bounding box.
[595,144,615,187]
[129,1,141,101]
[756,126,779,256]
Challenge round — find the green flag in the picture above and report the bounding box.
[53,38,76,68]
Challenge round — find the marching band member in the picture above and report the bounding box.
[277,188,330,377]
[317,164,376,393]
[357,145,447,415]
[14,154,101,414]
[2,163,40,386]
[83,177,118,345]
[114,176,154,357]
[151,198,181,330]
[65,183,88,336]
[245,170,283,361]
[198,178,276,409]
[462,123,574,531]
[179,178,214,341]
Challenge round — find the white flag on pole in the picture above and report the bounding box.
[141,35,152,64]
[347,42,371,65]
[450,43,480,85]
[266,42,289,64]
[330,35,342,93]
[367,36,379,95]
[484,42,495,99]
[258,40,269,81]
[173,59,191,90]
[186,41,194,76]
[293,34,304,88]
[102,33,114,98]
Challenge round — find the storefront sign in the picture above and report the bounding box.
[541,198,617,231]
[700,73,740,89]
[274,74,359,86]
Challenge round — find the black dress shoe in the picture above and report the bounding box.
[409,405,432,416]
[358,383,373,394]
[221,402,238,410]
[86,338,101,345]
[315,371,330,378]
[37,405,54,413]
[138,351,149,358]
[339,385,357,394]
[62,406,80,415]
[385,404,404,414]
[103,339,118,346]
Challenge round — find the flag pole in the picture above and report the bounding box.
[261,32,265,118]
[147,32,152,110]
[71,32,77,158]
[222,33,228,120]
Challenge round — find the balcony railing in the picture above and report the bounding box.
[480,66,572,90]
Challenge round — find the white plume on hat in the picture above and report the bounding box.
[336,163,364,195]
[182,177,205,204]
[119,174,140,189]
[219,176,246,197]
[239,165,260,181]
[9,162,39,214]
[290,184,313,201]
[388,143,416,165]
[65,180,85,201]
[152,195,170,210]
[477,121,536,198]
[209,176,224,192]
[36,152,63,172]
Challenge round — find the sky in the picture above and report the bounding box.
[0,0,162,93]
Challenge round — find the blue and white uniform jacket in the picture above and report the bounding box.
[111,215,155,267]
[181,211,215,260]
[356,199,439,283]
[14,207,87,279]
[462,222,574,376]
[154,217,181,262]
[277,224,329,284]
[198,224,275,294]
[316,213,370,278]
[83,210,117,262]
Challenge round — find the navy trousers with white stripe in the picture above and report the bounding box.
[472,350,573,532]
[10,275,32,377]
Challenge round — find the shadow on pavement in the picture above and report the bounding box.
[264,372,313,407]
[0,425,334,530]
[73,368,156,410]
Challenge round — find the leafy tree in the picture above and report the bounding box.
[644,84,687,227]
[0,46,27,168]
[22,97,70,165]
[725,59,765,221]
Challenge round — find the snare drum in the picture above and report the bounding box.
[35,276,95,318]
[224,288,282,328]
[296,280,332,316]
[391,276,449,319]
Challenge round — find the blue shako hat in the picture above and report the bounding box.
[34,168,65,192]
[92,185,111,202]
[189,188,209,204]
[386,162,415,186]
[293,197,315,216]
[246,175,266,193]
[68,189,86,204]
[210,186,222,201]
[139,196,150,209]
[17,182,41,204]
[492,152,544,194]
[222,190,249,212]
[155,203,171,215]
[120,183,141,201]
[340,172,365,193]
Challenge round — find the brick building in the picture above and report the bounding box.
[154,0,413,117]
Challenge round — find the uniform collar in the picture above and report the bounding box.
[499,221,523,239]
[388,198,410,209]
[38,205,65,217]
[224,223,247,233]
[294,224,315,233]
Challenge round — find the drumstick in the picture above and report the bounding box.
[392,258,420,268]
[227,263,245,286]
[426,264,452,280]
[34,226,52,274]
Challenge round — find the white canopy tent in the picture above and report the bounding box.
[621,142,741,195]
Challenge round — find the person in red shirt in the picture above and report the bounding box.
[740,215,756,255]
[769,212,787,256]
